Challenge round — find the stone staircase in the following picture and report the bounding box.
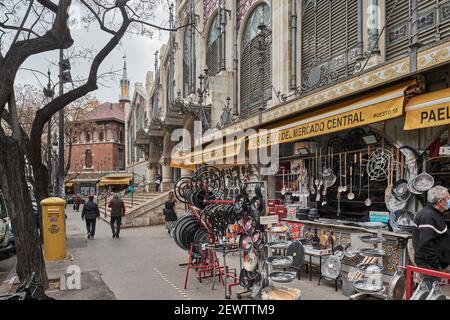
[99,191,185,228]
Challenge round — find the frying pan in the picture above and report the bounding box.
[387,266,406,300]
[392,179,411,201]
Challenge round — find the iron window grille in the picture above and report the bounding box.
[240,3,272,119]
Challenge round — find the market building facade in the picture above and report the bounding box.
[126,0,450,284]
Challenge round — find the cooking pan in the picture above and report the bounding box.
[286,240,305,268]
[321,255,341,280]
[411,158,434,192]
[387,266,406,300]
[386,193,407,212]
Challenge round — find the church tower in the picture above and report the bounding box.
[119,55,130,103]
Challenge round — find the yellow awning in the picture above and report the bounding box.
[404,87,450,130]
[173,137,246,167]
[97,178,131,186]
[249,80,417,149]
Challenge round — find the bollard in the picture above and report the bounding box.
[40,197,66,261]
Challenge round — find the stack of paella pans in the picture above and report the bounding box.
[172,213,209,254]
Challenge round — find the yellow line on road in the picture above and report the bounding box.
[153,268,191,300]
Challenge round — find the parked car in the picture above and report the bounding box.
[0,190,15,261]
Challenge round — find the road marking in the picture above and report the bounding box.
[153,268,191,300]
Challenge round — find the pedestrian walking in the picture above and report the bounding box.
[108,194,125,238]
[412,185,450,289]
[164,192,178,236]
[155,173,161,192]
[81,195,100,239]
[75,194,82,212]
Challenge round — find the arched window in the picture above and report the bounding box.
[301,0,358,91]
[99,131,104,142]
[240,3,272,118]
[85,130,91,143]
[183,22,196,97]
[85,150,93,168]
[206,14,221,76]
[119,131,124,144]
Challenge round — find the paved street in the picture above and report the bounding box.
[1,206,347,300]
[38,206,347,300]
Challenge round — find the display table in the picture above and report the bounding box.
[282,218,412,279]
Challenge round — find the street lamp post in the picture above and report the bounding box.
[58,49,72,199]
[43,69,54,196]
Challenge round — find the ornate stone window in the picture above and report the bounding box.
[206,14,221,76]
[240,3,272,118]
[301,0,358,92]
[99,131,104,142]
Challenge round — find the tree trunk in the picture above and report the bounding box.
[0,134,48,289]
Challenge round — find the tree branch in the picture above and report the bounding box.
[36,0,58,13]
[11,0,35,47]
[131,19,193,32]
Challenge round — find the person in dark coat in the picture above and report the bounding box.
[81,195,100,239]
[75,194,82,211]
[164,192,177,236]
[155,174,161,192]
[412,185,450,288]
[108,194,126,238]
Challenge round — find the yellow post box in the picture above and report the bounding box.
[40,197,66,261]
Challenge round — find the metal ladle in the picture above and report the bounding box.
[347,165,355,200]
[365,147,372,206]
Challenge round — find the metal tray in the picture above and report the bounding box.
[353,279,385,294]
[266,256,293,268]
[359,235,387,244]
[359,248,386,257]
[269,272,296,283]
[356,263,384,274]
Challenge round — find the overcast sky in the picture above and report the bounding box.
[15,3,170,104]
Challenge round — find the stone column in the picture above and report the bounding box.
[161,158,174,191]
[147,137,162,191]
[146,164,157,192]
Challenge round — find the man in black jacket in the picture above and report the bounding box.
[81,195,100,239]
[412,185,450,288]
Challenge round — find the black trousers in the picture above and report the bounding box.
[110,216,122,236]
[85,218,97,237]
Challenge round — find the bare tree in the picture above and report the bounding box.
[0,0,189,288]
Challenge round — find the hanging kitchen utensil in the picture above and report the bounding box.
[365,146,372,207]
[386,193,407,212]
[392,155,411,201]
[367,148,392,181]
[387,266,406,300]
[342,153,348,192]
[358,152,362,197]
[338,152,343,193]
[281,170,287,195]
[314,150,320,187]
[411,157,434,192]
[347,163,355,200]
